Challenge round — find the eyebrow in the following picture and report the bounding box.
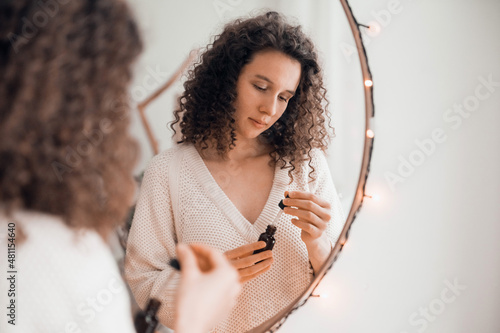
[254,74,296,95]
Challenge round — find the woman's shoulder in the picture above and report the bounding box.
[1,210,112,260]
[300,147,330,171]
[283,148,329,186]
[0,210,134,331]
[308,147,328,161]
[151,143,186,163]
[144,143,192,174]
[0,210,123,288]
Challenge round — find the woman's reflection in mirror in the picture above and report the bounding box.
[125,11,345,332]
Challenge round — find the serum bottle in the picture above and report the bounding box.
[253,196,287,255]
[253,224,277,255]
[134,298,161,333]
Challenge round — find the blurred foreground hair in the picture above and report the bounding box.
[0,0,142,237]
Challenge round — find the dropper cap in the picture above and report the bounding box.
[169,258,181,271]
[278,200,286,210]
[278,193,290,210]
[271,194,289,226]
[266,225,277,235]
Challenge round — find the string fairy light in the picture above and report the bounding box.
[367,22,381,36]
[364,193,381,202]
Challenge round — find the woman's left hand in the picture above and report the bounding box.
[282,190,333,273]
[282,190,332,246]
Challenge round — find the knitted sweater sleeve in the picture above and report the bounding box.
[308,149,345,247]
[124,150,179,329]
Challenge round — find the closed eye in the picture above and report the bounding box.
[253,84,266,91]
[279,96,289,102]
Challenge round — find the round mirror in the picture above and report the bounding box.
[124,0,374,332]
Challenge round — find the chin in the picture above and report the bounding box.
[235,127,260,139]
[235,122,267,140]
[235,132,260,142]
[242,133,261,140]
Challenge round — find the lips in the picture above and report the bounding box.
[250,118,268,126]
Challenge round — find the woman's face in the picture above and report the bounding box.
[232,49,301,141]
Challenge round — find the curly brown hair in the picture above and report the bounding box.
[0,0,142,237]
[171,11,333,182]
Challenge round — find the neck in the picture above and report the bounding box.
[195,136,272,162]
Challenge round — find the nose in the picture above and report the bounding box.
[259,95,278,117]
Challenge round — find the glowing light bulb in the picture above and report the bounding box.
[364,193,381,203]
[364,79,373,87]
[366,21,381,36]
[366,129,374,138]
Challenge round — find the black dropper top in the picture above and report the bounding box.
[169,258,181,271]
[266,225,277,236]
[278,193,290,210]
[278,200,286,210]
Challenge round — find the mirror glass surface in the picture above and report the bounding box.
[126,0,365,331]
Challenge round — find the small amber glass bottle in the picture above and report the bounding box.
[253,197,287,256]
[253,225,277,255]
[134,298,161,333]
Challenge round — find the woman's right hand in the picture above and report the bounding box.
[224,241,274,283]
[175,243,241,333]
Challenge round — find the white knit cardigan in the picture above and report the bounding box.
[124,143,344,332]
[0,210,135,333]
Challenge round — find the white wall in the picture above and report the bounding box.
[126,0,500,332]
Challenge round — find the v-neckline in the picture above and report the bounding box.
[183,143,289,243]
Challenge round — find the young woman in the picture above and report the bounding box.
[0,1,240,332]
[125,11,345,332]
